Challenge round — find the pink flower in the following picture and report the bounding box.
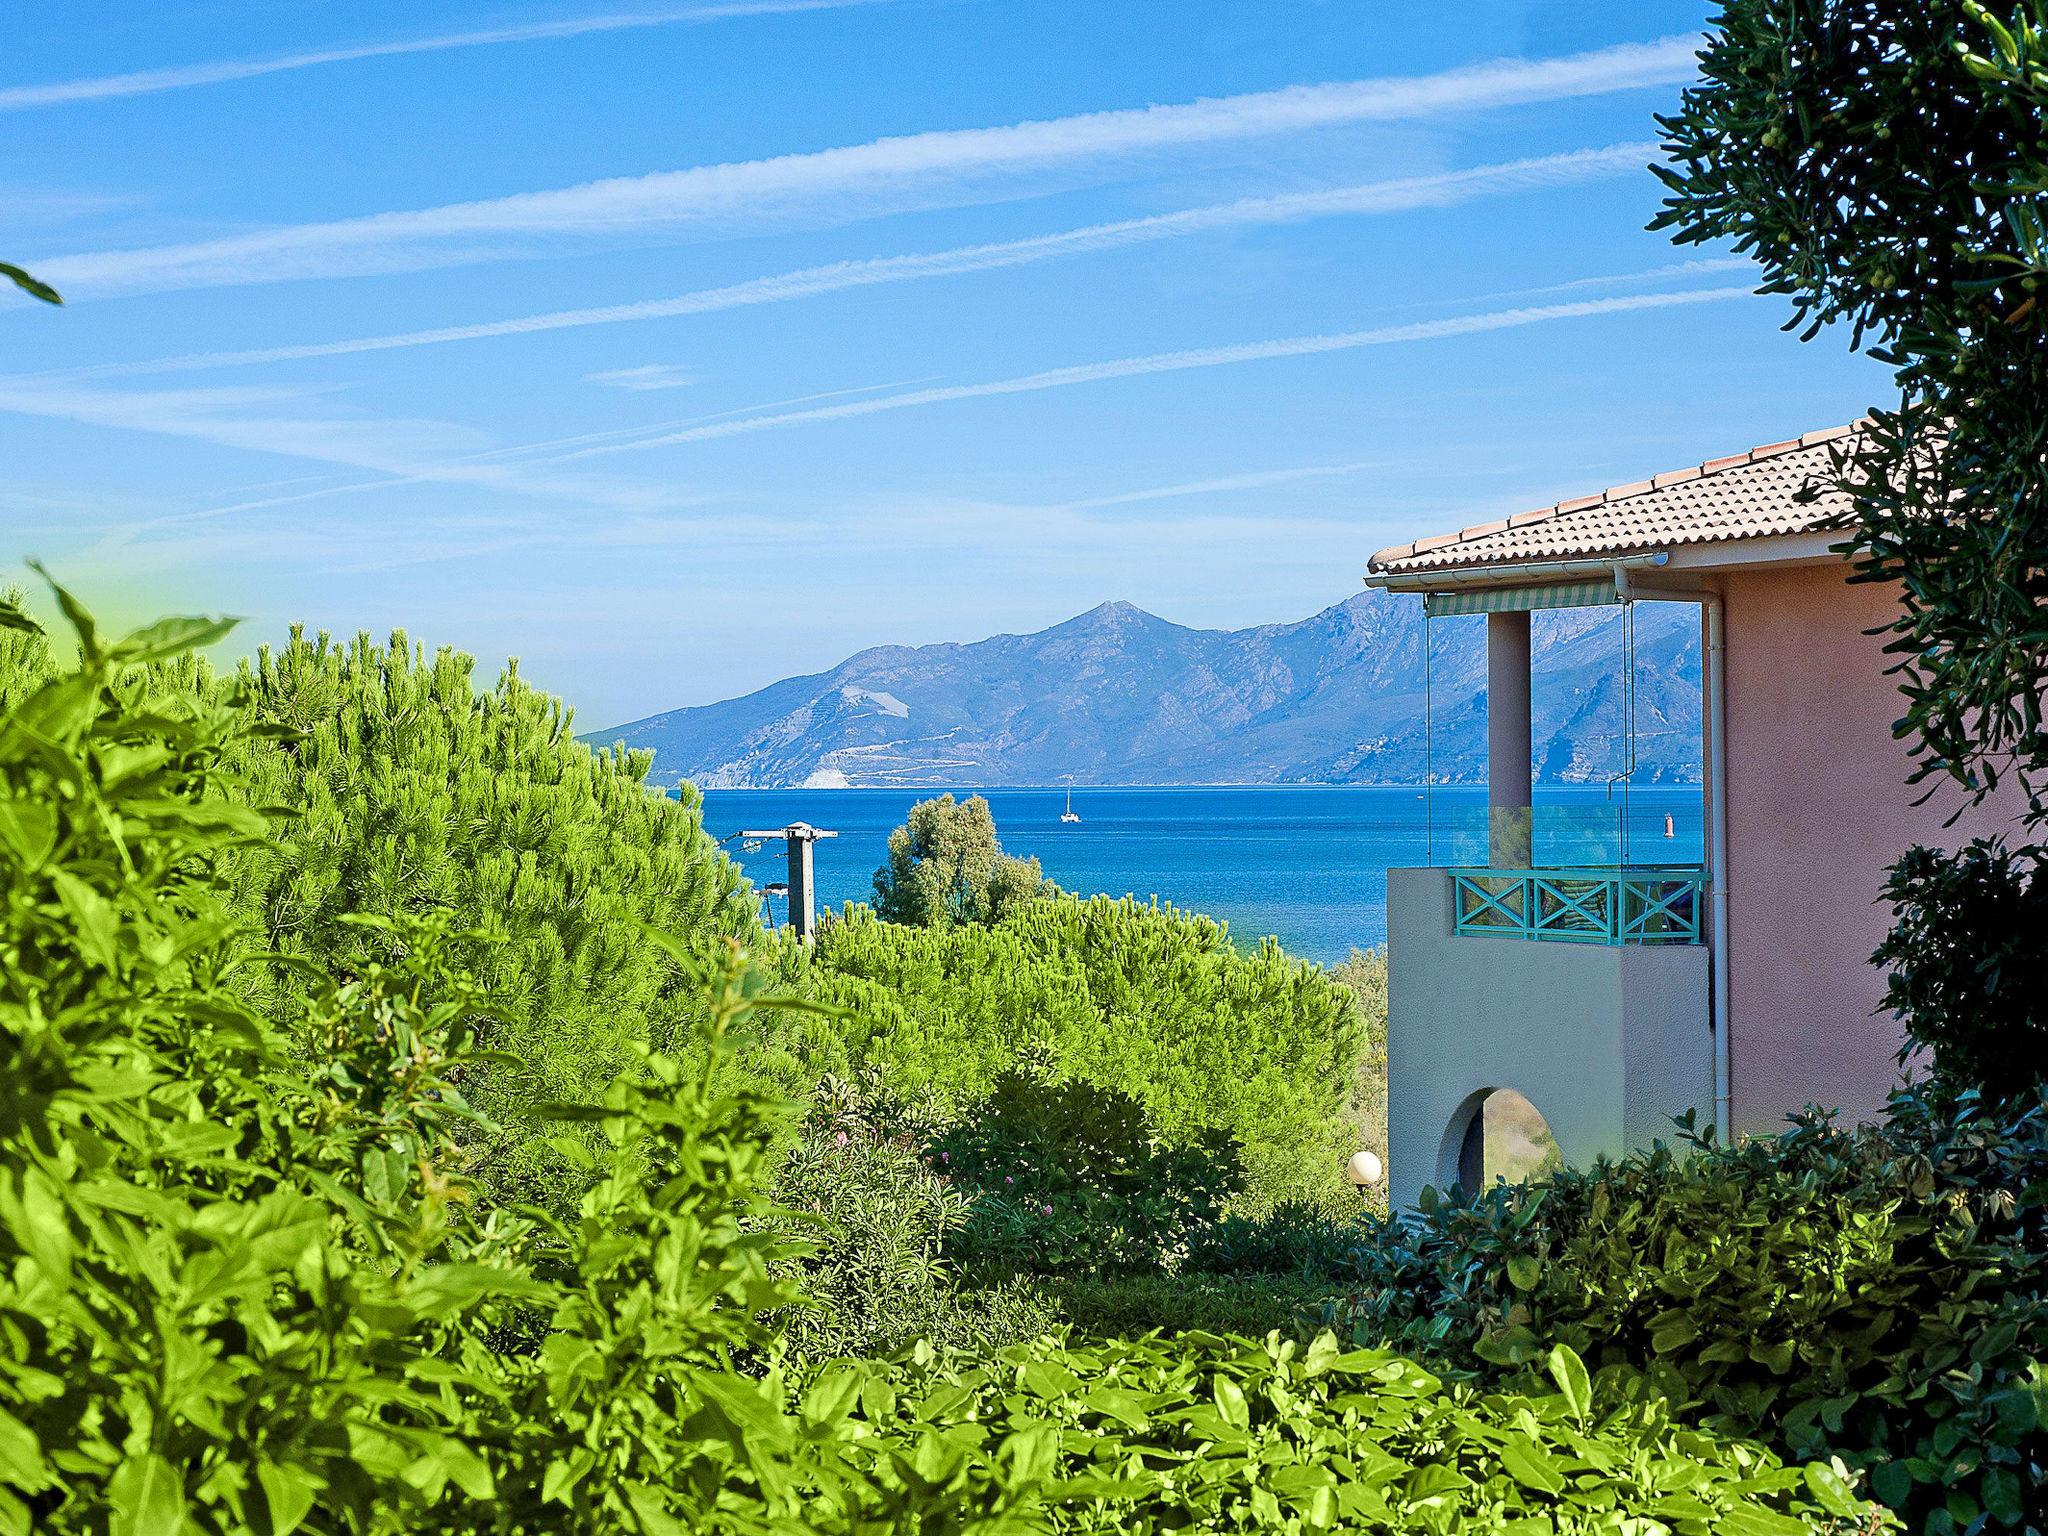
[1041,1204,1053,1217]
[834,1130,848,1146]
[1004,1175,1014,1186]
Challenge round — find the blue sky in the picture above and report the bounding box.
[3,0,1883,727]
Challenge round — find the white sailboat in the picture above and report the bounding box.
[1060,777,1081,824]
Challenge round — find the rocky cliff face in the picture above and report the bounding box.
[591,591,1701,789]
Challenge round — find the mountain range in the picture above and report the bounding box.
[592,591,1703,790]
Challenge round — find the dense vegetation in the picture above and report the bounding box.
[0,621,1383,1222]
[1327,1099,2047,1532]
[793,896,1377,1209]
[0,592,1872,1534]
[0,606,764,1213]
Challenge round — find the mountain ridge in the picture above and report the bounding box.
[592,591,1702,790]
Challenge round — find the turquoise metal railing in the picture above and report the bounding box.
[1450,866,1706,946]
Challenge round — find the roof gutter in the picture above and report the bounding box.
[1364,551,1669,594]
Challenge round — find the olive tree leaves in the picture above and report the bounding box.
[1,262,60,306]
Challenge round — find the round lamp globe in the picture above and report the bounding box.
[1346,1149,1384,1188]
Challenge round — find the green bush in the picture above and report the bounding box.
[793,894,1369,1209]
[932,1060,1243,1277]
[1875,840,2048,1109]
[767,1072,1057,1362]
[1183,1200,1368,1279]
[1328,1100,2048,1533]
[862,1332,1884,1533]
[1044,1272,1337,1341]
[0,593,904,1534]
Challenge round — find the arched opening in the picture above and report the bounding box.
[1438,1087,1564,1192]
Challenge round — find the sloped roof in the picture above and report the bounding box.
[1368,424,1860,577]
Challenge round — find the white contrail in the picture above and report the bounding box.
[29,37,1701,297]
[0,378,671,512]
[0,1,894,112]
[71,143,1657,377]
[550,287,1754,458]
[103,377,943,532]
[1046,463,1386,514]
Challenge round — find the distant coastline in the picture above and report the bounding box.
[701,783,1706,963]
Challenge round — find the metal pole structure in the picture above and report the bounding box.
[740,822,838,941]
[1485,610,1533,867]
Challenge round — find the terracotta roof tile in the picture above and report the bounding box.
[1368,424,1862,576]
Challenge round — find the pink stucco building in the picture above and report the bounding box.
[1365,425,2021,1209]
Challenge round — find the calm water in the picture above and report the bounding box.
[701,785,1704,965]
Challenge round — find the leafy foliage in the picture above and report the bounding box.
[767,1071,1057,1362]
[1042,1272,1339,1341]
[1875,839,2048,1106]
[0,589,844,1533]
[861,1333,1884,1534]
[1184,1201,1368,1280]
[1328,1096,2048,1533]
[870,792,1046,928]
[933,1059,1244,1277]
[225,630,762,1154]
[793,894,1369,1209]
[1654,0,2048,818]
[1,262,61,306]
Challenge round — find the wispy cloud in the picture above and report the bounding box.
[0,378,680,515]
[585,363,699,391]
[0,1,896,112]
[75,143,1658,377]
[547,287,1754,458]
[116,377,942,532]
[31,38,1701,298]
[1044,462,1385,514]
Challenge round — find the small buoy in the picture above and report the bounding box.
[1345,1150,1384,1188]
[1664,812,1676,839]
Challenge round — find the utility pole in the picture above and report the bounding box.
[740,821,838,941]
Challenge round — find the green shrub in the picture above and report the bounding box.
[0,591,858,1534]
[1183,1200,1368,1279]
[793,893,1368,1208]
[1328,1100,2048,1533]
[767,1072,1057,1362]
[1875,840,2048,1109]
[864,1332,1885,1533]
[1044,1272,1337,1341]
[932,1060,1243,1277]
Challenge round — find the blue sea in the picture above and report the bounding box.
[701,785,1704,965]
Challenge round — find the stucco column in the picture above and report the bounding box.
[1487,610,1533,866]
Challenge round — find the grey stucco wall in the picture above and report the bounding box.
[1385,866,1712,1213]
